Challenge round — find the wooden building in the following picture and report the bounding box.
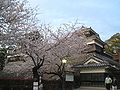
[0,59,33,90]
[73,27,120,88]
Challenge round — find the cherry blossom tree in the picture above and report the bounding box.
[42,23,88,80]
[0,0,38,47]
[16,21,88,82]
[0,0,38,70]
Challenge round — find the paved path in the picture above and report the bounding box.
[74,87,120,90]
[74,87,106,90]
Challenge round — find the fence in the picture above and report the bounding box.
[0,78,33,90]
[43,80,73,90]
[0,79,73,90]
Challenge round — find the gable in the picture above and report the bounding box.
[84,57,102,65]
[73,55,110,68]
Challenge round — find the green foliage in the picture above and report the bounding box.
[0,48,7,70]
[105,33,120,54]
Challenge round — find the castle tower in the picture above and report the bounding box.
[80,26,105,54]
[73,26,120,87]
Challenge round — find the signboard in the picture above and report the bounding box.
[65,73,74,81]
[33,86,38,90]
[33,82,38,85]
[33,82,38,90]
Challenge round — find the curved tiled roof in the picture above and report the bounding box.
[0,61,34,78]
[73,52,120,70]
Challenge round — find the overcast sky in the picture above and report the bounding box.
[28,0,120,41]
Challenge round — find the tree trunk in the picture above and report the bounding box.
[32,66,39,82]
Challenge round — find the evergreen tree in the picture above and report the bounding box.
[105,33,120,54]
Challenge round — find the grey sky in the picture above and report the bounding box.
[28,0,120,41]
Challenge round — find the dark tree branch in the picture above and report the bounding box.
[25,51,37,66]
